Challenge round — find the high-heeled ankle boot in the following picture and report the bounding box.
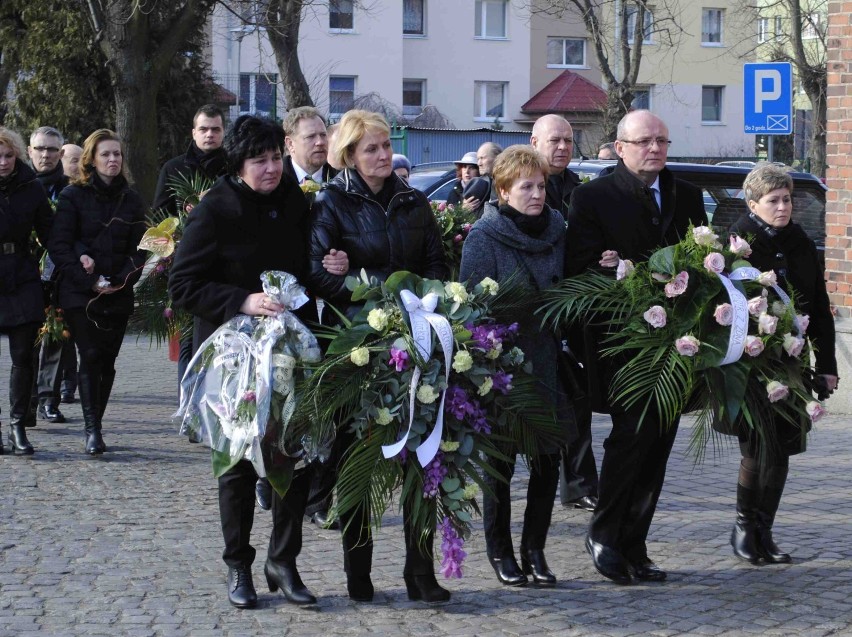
[346,574,374,602]
[403,572,450,603]
[8,366,35,455]
[731,483,761,564]
[757,484,792,564]
[264,560,317,605]
[520,547,556,587]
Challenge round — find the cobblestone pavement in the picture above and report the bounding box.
[1,337,851,637]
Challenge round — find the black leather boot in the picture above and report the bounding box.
[98,368,116,421]
[756,465,792,564]
[264,560,317,605]
[9,366,35,454]
[520,547,556,587]
[78,372,105,455]
[731,483,761,563]
[403,513,450,602]
[227,565,257,609]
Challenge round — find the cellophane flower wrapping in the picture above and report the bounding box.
[173,271,324,489]
[291,270,561,578]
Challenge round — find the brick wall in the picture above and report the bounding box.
[826,3,852,317]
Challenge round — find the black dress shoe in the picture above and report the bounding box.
[585,536,631,585]
[38,404,66,424]
[60,392,76,404]
[227,565,257,609]
[404,573,451,603]
[308,510,340,530]
[564,495,598,512]
[488,555,528,587]
[255,478,272,511]
[264,561,317,605]
[346,574,374,602]
[520,548,557,587]
[629,556,667,582]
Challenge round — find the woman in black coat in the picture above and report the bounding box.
[722,163,837,565]
[48,129,147,456]
[0,127,53,455]
[169,115,348,610]
[309,109,449,604]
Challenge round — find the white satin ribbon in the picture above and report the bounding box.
[716,266,801,366]
[381,290,455,466]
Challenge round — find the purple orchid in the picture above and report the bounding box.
[389,347,410,372]
[440,517,466,578]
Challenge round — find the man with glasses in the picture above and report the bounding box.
[566,110,706,585]
[530,114,582,220]
[27,127,72,424]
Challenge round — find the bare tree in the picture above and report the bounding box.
[530,0,684,140]
[0,5,25,124]
[78,0,218,202]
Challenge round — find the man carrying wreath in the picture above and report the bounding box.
[565,110,706,584]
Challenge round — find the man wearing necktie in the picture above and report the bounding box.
[565,110,706,585]
[283,107,338,186]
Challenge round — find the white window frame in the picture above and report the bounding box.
[402,79,426,117]
[329,76,356,118]
[802,11,821,40]
[701,8,724,46]
[757,17,769,43]
[546,37,587,68]
[403,0,426,37]
[625,6,654,45]
[239,73,278,117]
[701,85,724,124]
[329,0,355,33]
[474,81,508,121]
[632,86,652,111]
[475,0,508,40]
[774,16,782,38]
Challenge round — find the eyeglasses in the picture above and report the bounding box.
[33,146,61,153]
[618,138,672,149]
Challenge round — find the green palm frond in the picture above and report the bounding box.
[538,271,632,329]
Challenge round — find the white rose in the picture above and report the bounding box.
[643,305,667,329]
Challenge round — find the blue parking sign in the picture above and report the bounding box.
[743,62,793,135]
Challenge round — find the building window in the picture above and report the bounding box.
[547,37,586,68]
[329,0,354,31]
[404,0,425,35]
[239,73,277,118]
[757,17,769,43]
[475,0,507,39]
[702,8,724,45]
[474,81,507,120]
[802,12,821,39]
[702,86,723,123]
[774,16,782,37]
[329,76,355,117]
[625,6,653,44]
[632,87,651,110]
[403,79,425,116]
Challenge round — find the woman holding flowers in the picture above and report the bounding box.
[169,115,348,609]
[460,145,575,588]
[0,127,53,455]
[720,163,836,565]
[49,129,147,456]
[309,109,449,603]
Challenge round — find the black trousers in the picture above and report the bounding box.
[218,458,312,568]
[305,459,335,517]
[36,337,64,406]
[559,400,598,503]
[483,451,560,558]
[588,406,679,562]
[60,337,78,395]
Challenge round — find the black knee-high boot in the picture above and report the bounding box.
[99,368,116,421]
[757,463,791,564]
[731,459,761,563]
[403,502,449,603]
[8,366,35,454]
[77,372,105,455]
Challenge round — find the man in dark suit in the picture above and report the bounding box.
[283,106,338,186]
[530,114,582,220]
[153,104,227,214]
[566,110,706,585]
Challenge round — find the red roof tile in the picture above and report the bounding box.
[522,70,607,114]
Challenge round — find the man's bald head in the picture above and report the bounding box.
[530,114,574,174]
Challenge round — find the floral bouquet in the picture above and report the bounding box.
[430,201,478,278]
[291,270,561,578]
[36,305,69,345]
[173,271,324,495]
[300,178,322,206]
[541,225,825,459]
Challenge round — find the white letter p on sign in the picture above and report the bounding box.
[754,70,781,113]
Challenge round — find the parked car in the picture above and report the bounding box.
[408,163,457,201]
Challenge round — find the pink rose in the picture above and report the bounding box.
[806,400,827,423]
[743,335,764,357]
[703,252,726,274]
[675,335,700,356]
[757,270,778,286]
[748,296,768,316]
[782,333,805,357]
[766,381,789,403]
[437,202,447,212]
[797,314,810,334]
[664,271,689,297]
[729,235,752,257]
[758,312,778,335]
[616,259,635,281]
[453,234,464,243]
[643,305,667,329]
[714,303,734,326]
